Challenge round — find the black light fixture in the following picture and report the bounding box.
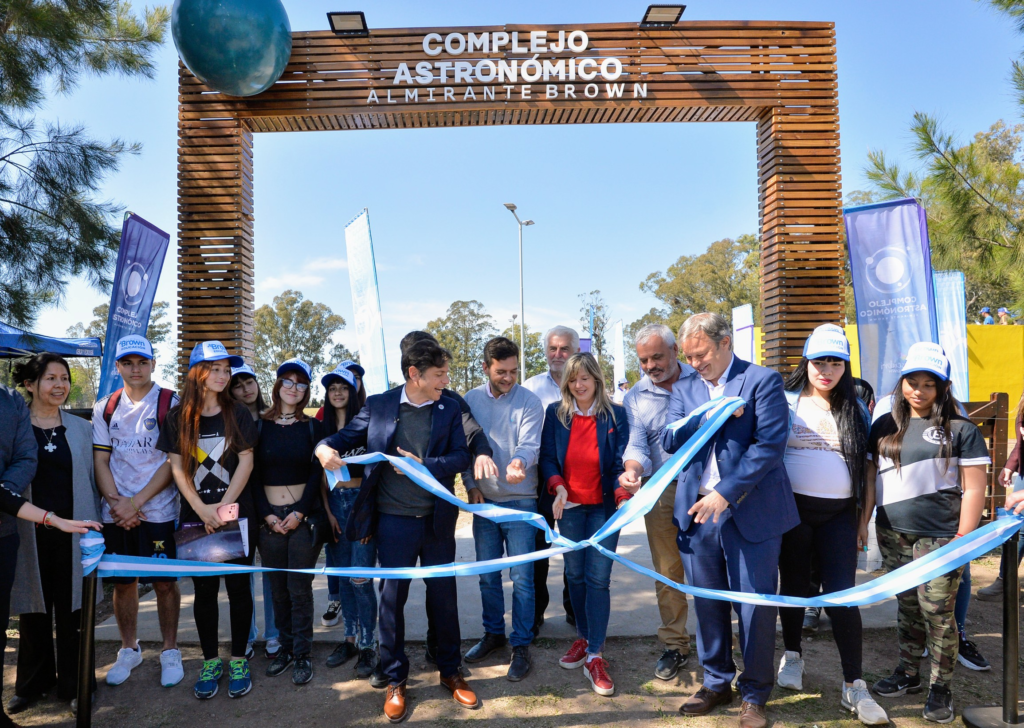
[327,11,368,37]
[640,5,685,27]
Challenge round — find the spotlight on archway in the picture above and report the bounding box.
[327,11,368,36]
[640,5,685,28]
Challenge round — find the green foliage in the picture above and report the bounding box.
[426,299,495,394]
[634,234,761,335]
[578,290,614,386]
[0,1,168,326]
[852,117,1024,319]
[253,290,347,393]
[0,0,169,111]
[501,322,545,379]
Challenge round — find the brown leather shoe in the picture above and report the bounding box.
[440,673,479,709]
[383,683,407,723]
[679,685,734,716]
[738,701,767,728]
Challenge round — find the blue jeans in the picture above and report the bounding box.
[248,571,278,643]
[473,497,537,647]
[557,504,619,654]
[325,487,378,649]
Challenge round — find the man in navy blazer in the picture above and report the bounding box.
[660,313,798,728]
[315,340,476,722]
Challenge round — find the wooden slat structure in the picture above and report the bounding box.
[964,393,1011,522]
[177,20,842,372]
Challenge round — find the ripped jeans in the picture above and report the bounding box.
[325,487,378,650]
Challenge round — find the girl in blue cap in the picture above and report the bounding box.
[157,341,258,701]
[317,365,383,684]
[775,325,887,725]
[867,342,989,723]
[251,358,324,688]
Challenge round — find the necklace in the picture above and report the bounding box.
[278,412,296,421]
[31,411,61,453]
[805,395,832,413]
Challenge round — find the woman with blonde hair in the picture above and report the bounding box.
[539,352,630,697]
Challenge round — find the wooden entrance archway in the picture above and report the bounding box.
[176,20,841,373]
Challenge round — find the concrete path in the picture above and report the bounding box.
[95,517,896,644]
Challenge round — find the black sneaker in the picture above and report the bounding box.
[872,666,922,697]
[464,633,508,663]
[507,645,531,682]
[368,658,388,689]
[326,642,358,668]
[355,647,376,678]
[266,651,294,677]
[802,607,820,634]
[957,636,991,671]
[655,648,688,681]
[292,656,313,685]
[321,600,342,627]
[922,685,954,723]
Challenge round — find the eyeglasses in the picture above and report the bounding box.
[279,379,309,393]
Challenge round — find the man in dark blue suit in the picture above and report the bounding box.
[315,340,476,723]
[661,313,798,728]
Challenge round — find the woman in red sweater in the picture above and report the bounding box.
[539,353,630,697]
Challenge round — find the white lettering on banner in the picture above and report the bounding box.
[369,28,639,105]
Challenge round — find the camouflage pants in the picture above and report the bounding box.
[876,525,963,689]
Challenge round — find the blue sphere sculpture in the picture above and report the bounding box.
[172,0,292,97]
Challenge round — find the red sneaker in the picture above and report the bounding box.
[584,656,615,696]
[559,639,588,669]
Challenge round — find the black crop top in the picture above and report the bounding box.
[252,418,325,519]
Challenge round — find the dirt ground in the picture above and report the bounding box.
[4,556,1021,728]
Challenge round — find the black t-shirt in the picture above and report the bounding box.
[868,414,991,537]
[32,425,74,515]
[157,402,259,525]
[252,418,324,519]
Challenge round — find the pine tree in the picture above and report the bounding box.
[0,1,169,325]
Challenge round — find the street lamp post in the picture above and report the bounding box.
[504,203,534,383]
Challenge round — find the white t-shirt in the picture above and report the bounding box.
[524,371,562,409]
[92,385,180,524]
[784,397,852,499]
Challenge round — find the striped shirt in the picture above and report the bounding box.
[622,363,694,477]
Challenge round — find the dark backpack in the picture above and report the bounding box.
[103,386,175,429]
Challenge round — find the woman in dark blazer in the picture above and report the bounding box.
[539,352,630,697]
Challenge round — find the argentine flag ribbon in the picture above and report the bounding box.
[79,396,1024,608]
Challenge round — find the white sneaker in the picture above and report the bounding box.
[160,649,184,687]
[106,642,143,685]
[777,650,804,690]
[842,679,890,725]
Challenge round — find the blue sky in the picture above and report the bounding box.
[31,0,1024,384]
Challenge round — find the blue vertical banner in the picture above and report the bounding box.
[345,208,389,395]
[844,198,938,399]
[97,214,171,400]
[933,270,970,401]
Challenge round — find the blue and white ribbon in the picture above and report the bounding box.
[79,396,1024,609]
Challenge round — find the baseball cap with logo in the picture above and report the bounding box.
[339,359,366,378]
[188,340,244,369]
[114,335,154,361]
[998,307,1009,315]
[276,358,312,381]
[322,365,357,390]
[900,342,950,382]
[803,323,851,362]
[231,363,256,379]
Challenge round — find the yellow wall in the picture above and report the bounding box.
[753,324,1023,408]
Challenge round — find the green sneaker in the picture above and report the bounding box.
[228,659,252,698]
[194,658,223,700]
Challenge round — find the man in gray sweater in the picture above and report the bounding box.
[462,337,544,682]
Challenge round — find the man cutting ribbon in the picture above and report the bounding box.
[661,312,798,728]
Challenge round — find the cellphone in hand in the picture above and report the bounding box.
[217,503,239,522]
